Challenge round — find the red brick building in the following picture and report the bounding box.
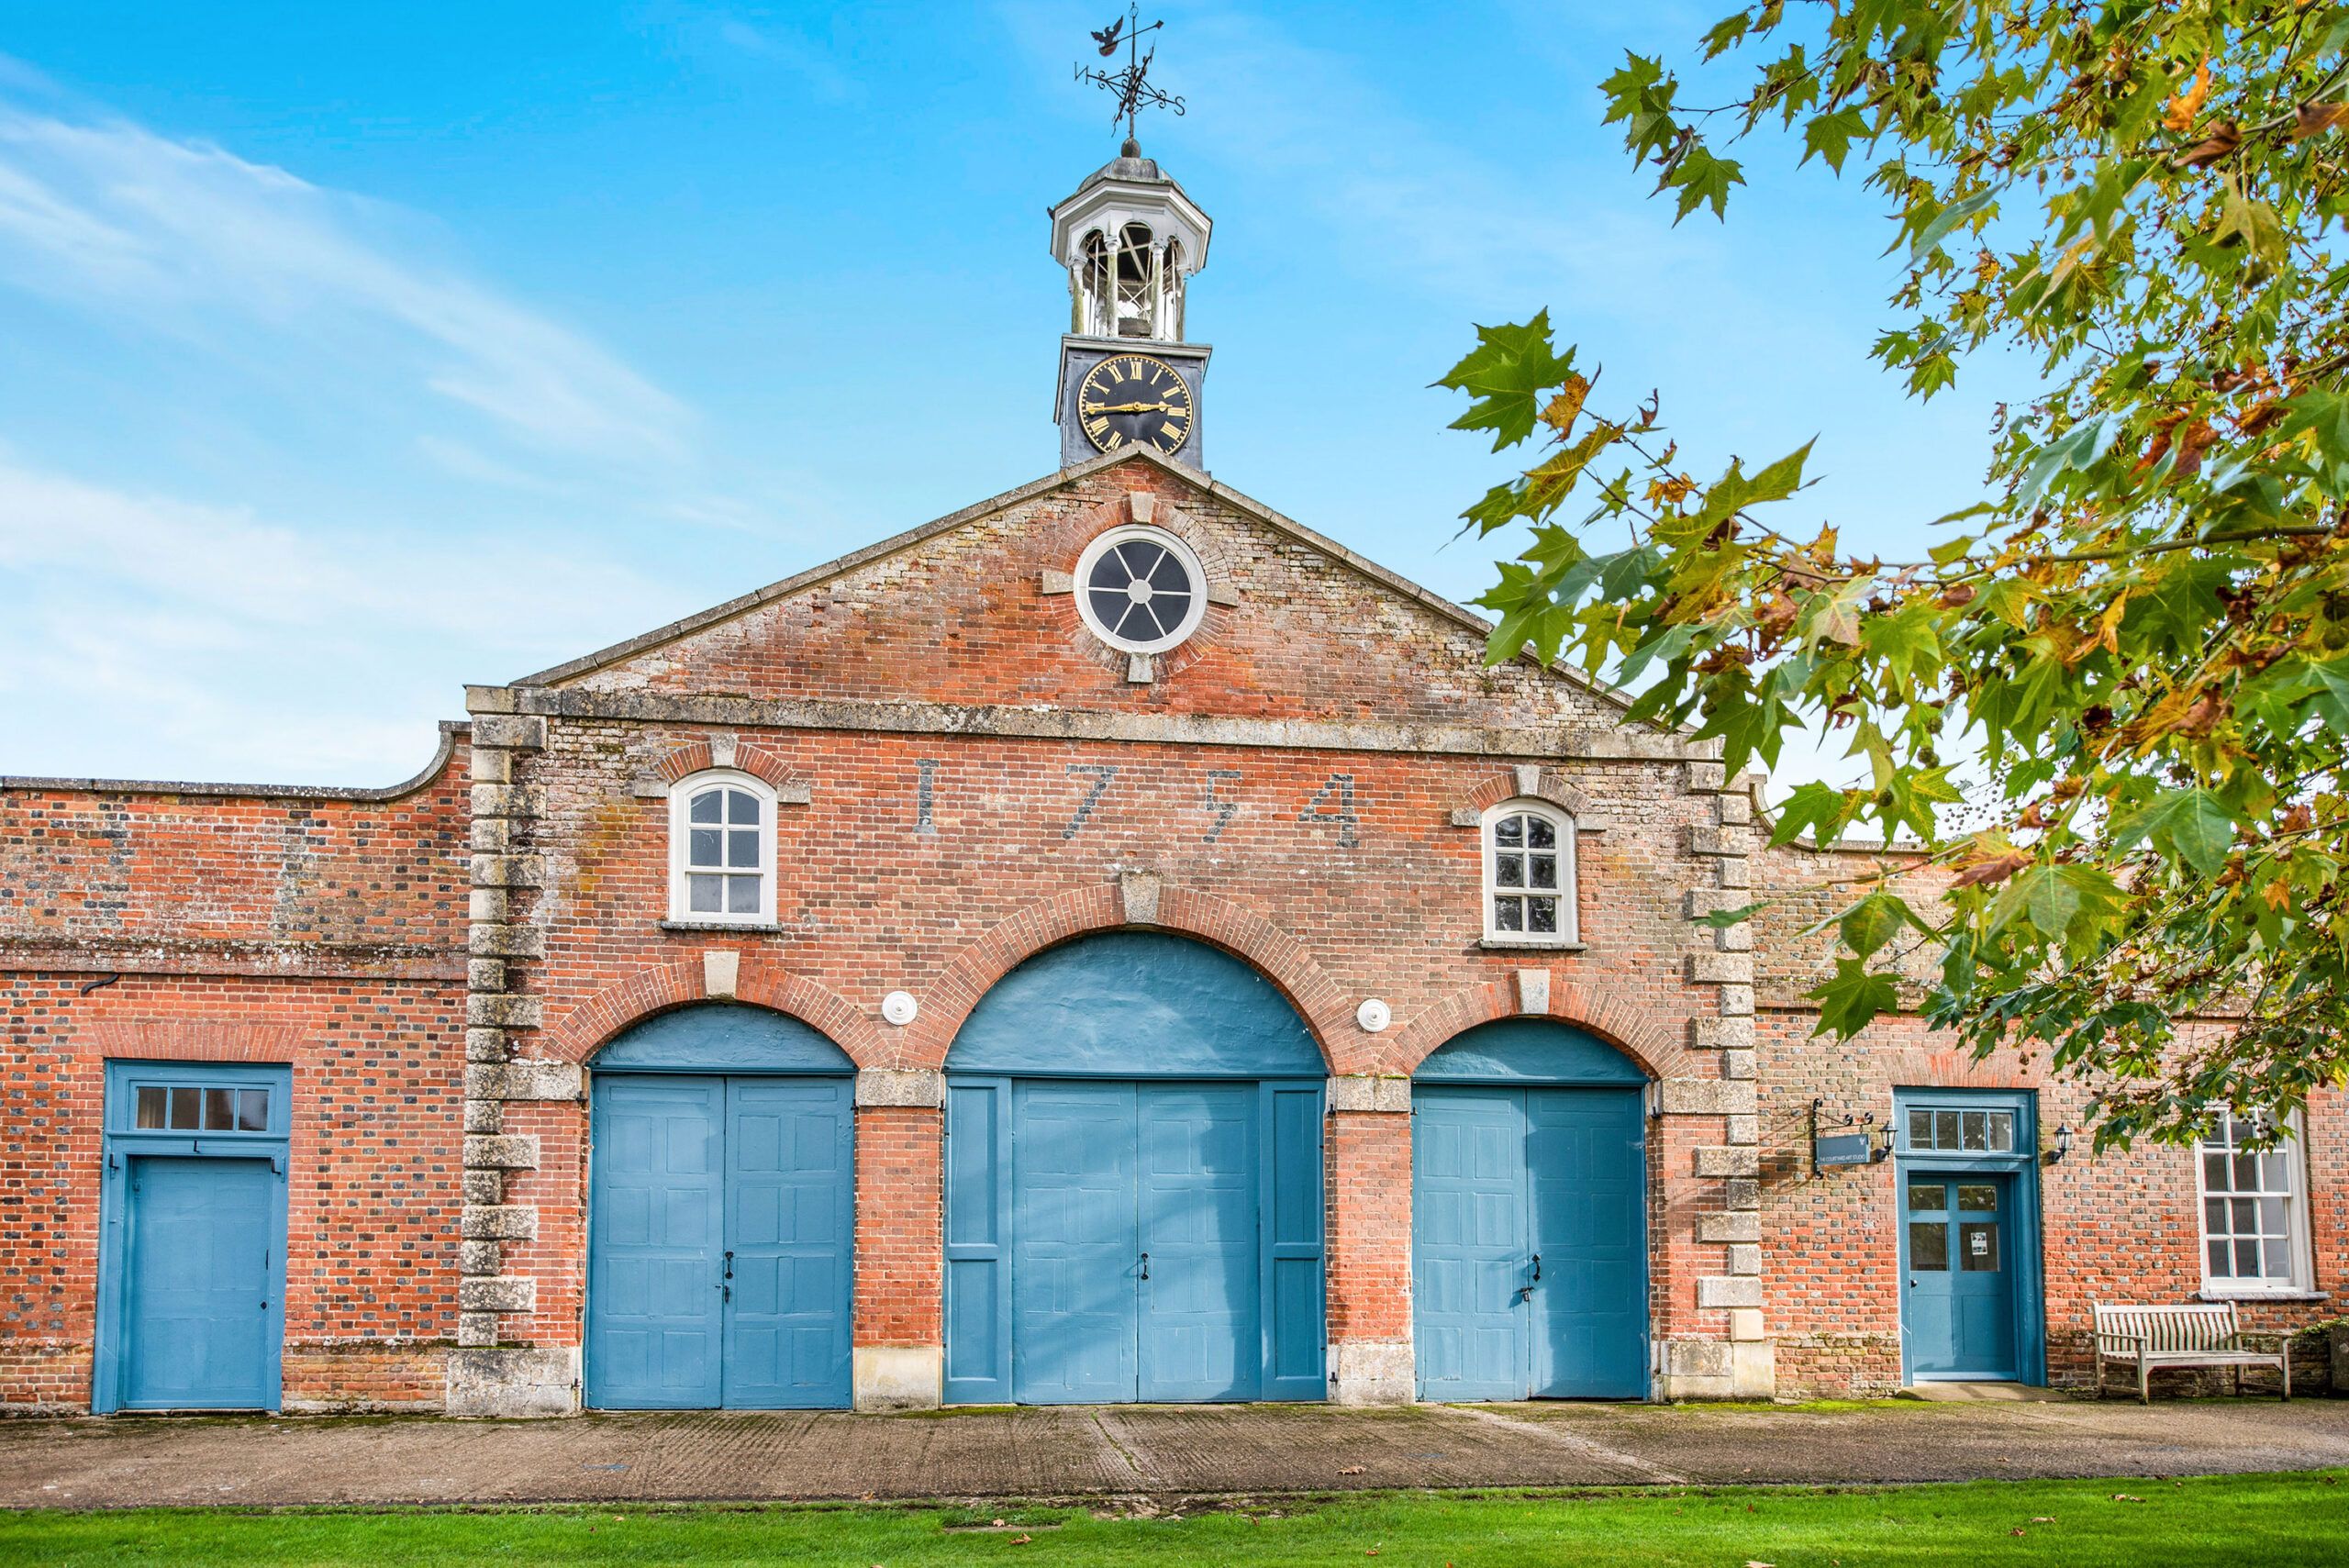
[2,145,2338,1416]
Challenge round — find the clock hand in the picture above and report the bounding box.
[1084,400,1187,415]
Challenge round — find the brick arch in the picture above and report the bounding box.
[898,879,1360,1072]
[652,736,799,793]
[1455,768,1594,819]
[1034,484,1237,685]
[1382,975,1684,1083]
[540,957,885,1068]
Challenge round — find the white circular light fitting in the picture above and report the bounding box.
[1356,998,1392,1034]
[881,990,919,1027]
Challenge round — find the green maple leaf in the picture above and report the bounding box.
[1809,959,1899,1038]
[1434,312,1575,452]
[2110,788,2237,876]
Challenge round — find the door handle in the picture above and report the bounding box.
[1139,1252,1150,1281]
[1531,1253,1542,1283]
[724,1250,735,1281]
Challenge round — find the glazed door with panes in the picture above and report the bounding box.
[1900,1172,2019,1379]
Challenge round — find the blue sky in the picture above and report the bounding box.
[0,2,2021,786]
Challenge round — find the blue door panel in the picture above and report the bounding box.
[1901,1173,2019,1379]
[1012,1082,1141,1403]
[1527,1088,1647,1398]
[588,1076,726,1409]
[1413,1084,1648,1401]
[1139,1084,1259,1402]
[960,1076,1325,1405]
[1412,1090,1530,1401]
[943,1081,1011,1403]
[587,1072,852,1410]
[722,1077,853,1407]
[1263,1084,1328,1399]
[123,1156,279,1410]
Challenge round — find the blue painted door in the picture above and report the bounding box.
[1011,1082,1141,1402]
[588,1073,852,1409]
[1527,1091,1647,1397]
[1004,1080,1298,1404]
[1140,1084,1260,1401]
[1414,1086,1647,1400]
[1414,1089,1531,1401]
[722,1077,855,1407]
[121,1156,280,1409]
[1901,1172,2018,1379]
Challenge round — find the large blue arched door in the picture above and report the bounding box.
[586,1006,854,1410]
[1413,1020,1650,1400]
[942,932,1328,1405]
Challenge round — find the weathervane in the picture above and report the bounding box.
[1075,5,1186,144]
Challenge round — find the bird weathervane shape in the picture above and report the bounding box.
[1075,5,1186,144]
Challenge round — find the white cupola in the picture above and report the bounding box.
[1049,137,1212,344]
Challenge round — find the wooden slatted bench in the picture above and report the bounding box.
[2092,1302,2292,1403]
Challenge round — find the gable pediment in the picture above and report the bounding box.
[519,448,1639,738]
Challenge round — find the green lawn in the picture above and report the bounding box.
[4,1473,2344,1566]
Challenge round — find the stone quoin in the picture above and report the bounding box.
[3,139,2341,1418]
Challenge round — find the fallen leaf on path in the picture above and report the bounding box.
[1010,1535,1032,1546]
[2032,1516,2055,1523]
[2112,1494,2144,1503]
[1339,1465,1366,1475]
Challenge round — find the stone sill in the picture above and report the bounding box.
[1477,938,1586,953]
[658,919,786,935]
[2197,1287,2329,1304]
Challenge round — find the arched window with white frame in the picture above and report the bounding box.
[1482,799,1577,944]
[668,770,776,924]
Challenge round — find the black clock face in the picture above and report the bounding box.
[1076,354,1194,455]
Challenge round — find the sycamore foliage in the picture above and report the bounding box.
[1448,2,2349,1146]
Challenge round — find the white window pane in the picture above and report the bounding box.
[2209,1239,2232,1276]
[2204,1151,2231,1191]
[2260,1152,2291,1191]
[1527,815,1556,849]
[1529,854,1557,890]
[2234,1239,2262,1275]
[135,1086,166,1129]
[727,874,761,915]
[688,874,722,913]
[728,828,760,869]
[689,791,722,824]
[170,1086,201,1129]
[728,790,759,826]
[1496,854,1524,888]
[1494,897,1523,931]
[238,1089,270,1131]
[2232,1196,2256,1231]
[2258,1196,2286,1238]
[1908,1108,1932,1146]
[1493,816,1523,847]
[1986,1111,2014,1151]
[1934,1110,1959,1149]
[1528,896,1558,934]
[2204,1197,2226,1232]
[2264,1239,2293,1279]
[2233,1152,2260,1190]
[689,828,722,868]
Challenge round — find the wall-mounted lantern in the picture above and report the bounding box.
[2043,1123,2075,1164]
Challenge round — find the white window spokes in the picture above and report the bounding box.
[1485,803,1575,943]
[2198,1111,2305,1290]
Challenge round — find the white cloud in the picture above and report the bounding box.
[0,455,664,782]
[0,104,691,468]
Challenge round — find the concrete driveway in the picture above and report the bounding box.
[6,1397,2348,1508]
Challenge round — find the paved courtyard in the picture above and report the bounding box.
[5,1396,2346,1507]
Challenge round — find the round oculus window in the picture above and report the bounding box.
[1073,525,1208,654]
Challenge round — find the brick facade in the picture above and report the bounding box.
[3,447,2338,1413]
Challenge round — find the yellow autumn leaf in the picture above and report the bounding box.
[2164,61,2211,132]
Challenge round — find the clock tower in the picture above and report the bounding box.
[1050,138,1212,471]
